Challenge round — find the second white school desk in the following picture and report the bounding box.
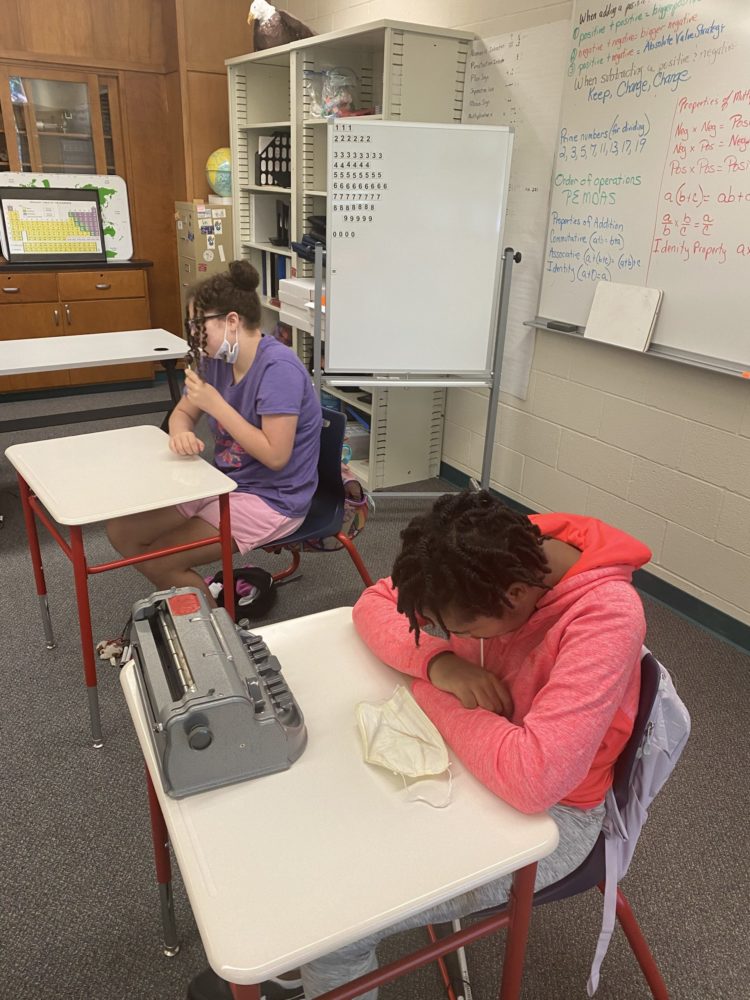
[120,607,560,1000]
[0,328,188,433]
[6,425,236,747]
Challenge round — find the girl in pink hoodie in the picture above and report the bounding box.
[297,489,651,1000]
[189,490,653,1000]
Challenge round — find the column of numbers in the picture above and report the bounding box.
[331,126,387,240]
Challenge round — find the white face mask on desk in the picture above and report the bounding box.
[357,685,452,808]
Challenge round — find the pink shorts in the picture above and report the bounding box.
[176,492,305,555]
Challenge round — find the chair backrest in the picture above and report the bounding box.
[317,407,347,507]
[611,651,662,811]
[278,406,347,542]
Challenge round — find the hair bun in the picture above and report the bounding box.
[228,259,260,292]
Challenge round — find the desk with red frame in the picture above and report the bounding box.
[120,607,559,1000]
[6,424,236,747]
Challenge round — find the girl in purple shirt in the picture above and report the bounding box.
[106,260,321,603]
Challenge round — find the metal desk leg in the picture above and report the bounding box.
[163,358,183,405]
[499,862,537,1000]
[69,526,103,748]
[160,359,182,432]
[146,769,180,957]
[16,474,56,650]
[218,492,235,621]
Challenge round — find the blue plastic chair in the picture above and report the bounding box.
[263,407,374,589]
[432,651,670,1000]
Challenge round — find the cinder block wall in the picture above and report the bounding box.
[281,0,750,629]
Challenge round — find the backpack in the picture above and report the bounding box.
[300,464,373,553]
[587,648,691,995]
[208,567,277,623]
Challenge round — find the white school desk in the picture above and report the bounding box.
[6,425,236,747]
[120,607,559,1000]
[0,328,188,433]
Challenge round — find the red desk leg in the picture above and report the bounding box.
[230,985,261,999]
[69,525,103,748]
[218,492,235,621]
[499,862,537,1000]
[16,474,56,650]
[146,769,180,957]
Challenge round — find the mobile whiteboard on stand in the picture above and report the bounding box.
[315,120,516,494]
[324,120,514,376]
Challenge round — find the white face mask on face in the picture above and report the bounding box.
[356,685,453,808]
[212,318,239,363]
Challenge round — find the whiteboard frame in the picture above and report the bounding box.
[528,319,750,379]
[324,120,513,376]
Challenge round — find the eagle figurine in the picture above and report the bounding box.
[249,1,316,50]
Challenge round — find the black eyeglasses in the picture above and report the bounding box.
[184,312,227,334]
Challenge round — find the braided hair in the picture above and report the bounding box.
[392,490,551,643]
[185,260,261,371]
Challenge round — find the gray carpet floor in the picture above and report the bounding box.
[0,386,748,1000]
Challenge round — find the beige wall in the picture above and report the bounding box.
[281,0,750,629]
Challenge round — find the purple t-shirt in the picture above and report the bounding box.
[202,336,321,518]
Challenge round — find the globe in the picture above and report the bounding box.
[206,147,232,197]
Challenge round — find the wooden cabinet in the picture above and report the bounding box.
[0,263,153,394]
[58,269,147,300]
[0,66,123,176]
[1,272,58,301]
[0,300,66,392]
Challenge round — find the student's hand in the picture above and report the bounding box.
[184,368,223,416]
[169,431,205,456]
[428,653,513,716]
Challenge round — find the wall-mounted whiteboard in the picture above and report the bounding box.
[538,0,750,369]
[463,21,570,399]
[325,120,514,375]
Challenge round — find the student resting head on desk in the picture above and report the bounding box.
[105,260,321,605]
[188,489,652,1000]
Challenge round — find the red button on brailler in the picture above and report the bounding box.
[168,593,201,615]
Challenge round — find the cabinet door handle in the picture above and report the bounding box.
[95,282,111,290]
[64,304,72,324]
[2,287,20,294]
[53,308,60,326]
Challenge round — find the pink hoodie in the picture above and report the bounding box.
[351,513,651,814]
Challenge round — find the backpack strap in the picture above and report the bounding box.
[587,789,627,996]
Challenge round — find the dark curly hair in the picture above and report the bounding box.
[392,490,551,643]
[185,260,261,370]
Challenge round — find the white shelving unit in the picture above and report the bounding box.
[227,20,474,490]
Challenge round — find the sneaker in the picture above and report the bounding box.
[237,578,260,606]
[205,575,224,600]
[187,968,304,1000]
